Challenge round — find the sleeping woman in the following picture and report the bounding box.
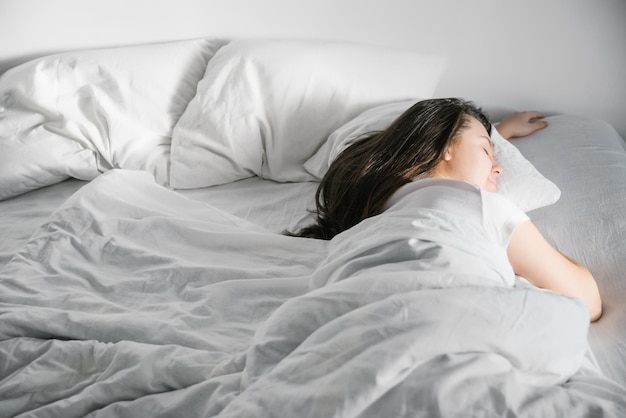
[289,98,602,321]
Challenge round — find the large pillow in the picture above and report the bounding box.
[169,39,446,189]
[0,38,224,200]
[304,100,561,212]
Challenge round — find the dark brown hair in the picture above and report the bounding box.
[288,98,491,239]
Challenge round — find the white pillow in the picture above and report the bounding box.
[304,100,561,212]
[0,38,224,201]
[169,39,447,189]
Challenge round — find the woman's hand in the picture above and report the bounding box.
[496,111,548,139]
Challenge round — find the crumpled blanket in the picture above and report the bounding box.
[220,189,626,417]
[0,169,624,417]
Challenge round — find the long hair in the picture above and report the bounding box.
[289,98,491,240]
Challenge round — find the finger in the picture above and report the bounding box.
[528,120,548,133]
[528,112,546,123]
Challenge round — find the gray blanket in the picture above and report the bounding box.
[1,170,624,417]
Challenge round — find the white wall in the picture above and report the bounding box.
[1,0,625,138]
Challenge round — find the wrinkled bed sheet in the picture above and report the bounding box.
[1,170,625,417]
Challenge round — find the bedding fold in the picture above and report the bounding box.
[0,169,624,417]
[219,188,626,417]
[0,170,327,417]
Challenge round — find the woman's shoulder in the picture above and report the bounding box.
[479,189,529,247]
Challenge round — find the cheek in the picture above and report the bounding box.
[467,153,491,177]
[469,156,493,185]
[479,154,493,173]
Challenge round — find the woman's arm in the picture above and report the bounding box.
[507,220,603,322]
[496,111,548,139]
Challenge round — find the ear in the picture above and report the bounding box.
[443,148,453,161]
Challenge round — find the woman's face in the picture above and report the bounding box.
[432,117,502,192]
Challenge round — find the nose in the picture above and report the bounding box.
[492,161,503,176]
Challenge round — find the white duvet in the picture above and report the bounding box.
[0,170,624,417]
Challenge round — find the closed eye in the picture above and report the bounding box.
[480,136,494,156]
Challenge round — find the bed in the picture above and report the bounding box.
[1,38,625,417]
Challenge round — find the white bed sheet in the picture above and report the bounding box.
[1,169,624,417]
[0,113,625,400]
[513,115,626,386]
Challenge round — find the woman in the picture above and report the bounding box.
[291,98,602,321]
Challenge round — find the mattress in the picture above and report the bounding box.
[1,37,625,416]
[503,116,626,387]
